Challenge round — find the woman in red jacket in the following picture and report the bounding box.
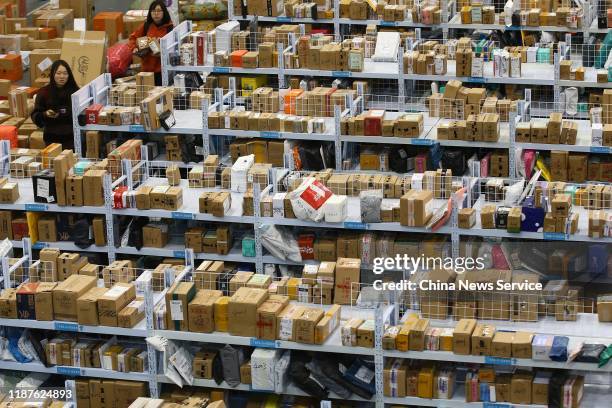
[129,0,174,85]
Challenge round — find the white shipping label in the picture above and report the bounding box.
[279,318,293,340]
[354,366,375,384]
[170,300,184,321]
[104,285,129,299]
[37,58,53,74]
[37,178,50,199]
[298,285,310,303]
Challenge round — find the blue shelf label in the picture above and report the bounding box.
[544,232,567,241]
[344,222,368,230]
[260,131,280,139]
[380,21,397,27]
[25,203,48,211]
[468,77,486,83]
[32,242,49,249]
[411,138,434,146]
[332,71,351,78]
[213,67,230,74]
[484,356,514,366]
[173,250,186,258]
[483,404,510,408]
[171,212,194,220]
[277,17,291,22]
[590,146,610,154]
[129,125,144,132]
[249,338,279,348]
[57,366,81,376]
[54,322,79,332]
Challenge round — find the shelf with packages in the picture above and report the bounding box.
[233,15,336,25]
[2,178,107,215]
[445,13,590,33]
[156,377,370,402]
[383,383,610,407]
[80,110,205,135]
[153,303,385,356]
[458,199,610,243]
[0,317,148,337]
[0,361,150,382]
[11,240,111,253]
[114,241,256,263]
[514,118,608,153]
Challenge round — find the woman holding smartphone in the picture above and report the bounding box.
[31,59,79,149]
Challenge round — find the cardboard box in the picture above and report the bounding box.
[77,286,107,325]
[61,31,106,86]
[334,258,361,305]
[458,208,475,229]
[53,275,97,321]
[471,324,495,355]
[34,282,56,321]
[98,283,136,327]
[383,359,408,397]
[117,296,145,328]
[188,289,223,333]
[256,295,289,340]
[510,372,533,405]
[357,319,375,348]
[83,169,106,206]
[400,190,433,227]
[491,331,514,358]
[512,331,534,358]
[453,318,476,355]
[228,287,268,337]
[294,307,324,344]
[165,281,196,331]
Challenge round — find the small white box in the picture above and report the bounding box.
[251,348,281,391]
[324,195,348,223]
[532,334,554,360]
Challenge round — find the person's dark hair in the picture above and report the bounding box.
[144,0,172,34]
[48,59,79,98]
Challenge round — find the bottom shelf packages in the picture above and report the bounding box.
[157,376,370,402]
[384,383,610,407]
[0,361,150,382]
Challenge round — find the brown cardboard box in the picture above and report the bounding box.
[117,297,145,328]
[315,304,341,344]
[511,372,533,405]
[458,208,475,229]
[408,318,429,351]
[256,295,289,340]
[98,283,136,327]
[165,281,196,331]
[193,350,217,379]
[512,331,534,358]
[228,287,268,337]
[383,359,408,397]
[188,289,223,333]
[532,372,551,405]
[551,193,572,218]
[34,282,56,321]
[453,318,476,355]
[294,307,324,344]
[400,190,433,227]
[61,31,106,87]
[142,224,168,248]
[83,169,106,206]
[491,331,514,358]
[357,320,375,348]
[480,204,496,228]
[471,324,495,355]
[77,287,107,325]
[334,258,361,305]
[277,304,305,341]
[53,275,97,321]
[0,288,17,318]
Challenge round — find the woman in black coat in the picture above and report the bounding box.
[31,59,79,149]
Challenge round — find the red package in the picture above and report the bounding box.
[364,110,385,136]
[113,186,128,208]
[86,104,103,124]
[0,125,18,148]
[298,234,316,260]
[107,42,133,78]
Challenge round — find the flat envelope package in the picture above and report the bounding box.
[288,177,334,222]
[61,31,107,86]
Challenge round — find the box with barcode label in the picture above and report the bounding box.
[98,283,136,327]
[165,281,196,331]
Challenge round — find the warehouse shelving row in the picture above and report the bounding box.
[228,0,608,35]
[70,74,611,198]
[1,244,611,407]
[159,21,611,105]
